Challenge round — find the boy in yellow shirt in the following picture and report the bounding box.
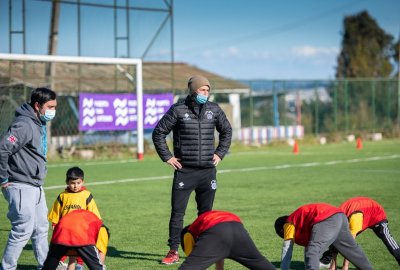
[48,166,104,270]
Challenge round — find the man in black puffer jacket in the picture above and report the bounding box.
[152,75,232,265]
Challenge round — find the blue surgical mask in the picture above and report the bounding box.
[195,93,208,104]
[40,109,56,122]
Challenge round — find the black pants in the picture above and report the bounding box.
[42,244,104,270]
[372,220,400,265]
[321,220,400,266]
[168,166,217,250]
[179,222,276,270]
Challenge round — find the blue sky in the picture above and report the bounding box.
[0,0,399,80]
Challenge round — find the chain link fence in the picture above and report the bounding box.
[1,75,399,155]
[238,79,400,139]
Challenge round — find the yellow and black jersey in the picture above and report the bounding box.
[48,187,101,225]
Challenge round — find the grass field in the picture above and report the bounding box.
[1,139,399,269]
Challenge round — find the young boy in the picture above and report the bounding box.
[48,167,103,270]
[43,209,109,270]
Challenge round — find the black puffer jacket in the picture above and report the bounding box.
[152,95,232,168]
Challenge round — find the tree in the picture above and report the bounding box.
[336,11,394,78]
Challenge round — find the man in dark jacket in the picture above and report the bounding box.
[0,87,57,270]
[152,75,232,264]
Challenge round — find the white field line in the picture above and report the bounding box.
[44,154,400,190]
[47,159,138,168]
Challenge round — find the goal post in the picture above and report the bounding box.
[0,53,144,160]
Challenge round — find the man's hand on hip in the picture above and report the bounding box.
[213,154,221,166]
[166,157,182,170]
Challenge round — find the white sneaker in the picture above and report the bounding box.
[319,262,331,269]
[56,261,68,270]
[75,264,84,270]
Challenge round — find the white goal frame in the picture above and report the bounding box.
[0,53,144,160]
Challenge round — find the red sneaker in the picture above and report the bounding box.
[161,250,179,265]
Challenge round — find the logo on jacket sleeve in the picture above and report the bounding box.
[205,111,214,120]
[7,135,18,144]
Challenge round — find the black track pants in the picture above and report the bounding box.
[372,221,400,265]
[168,167,217,250]
[42,244,104,270]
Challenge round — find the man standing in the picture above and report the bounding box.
[0,87,57,270]
[152,75,232,264]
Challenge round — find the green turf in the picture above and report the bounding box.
[1,139,399,269]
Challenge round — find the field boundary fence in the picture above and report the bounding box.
[236,79,400,142]
[1,71,399,156]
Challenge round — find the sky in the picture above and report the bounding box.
[0,0,399,80]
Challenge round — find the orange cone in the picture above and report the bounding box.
[293,140,299,154]
[356,137,363,150]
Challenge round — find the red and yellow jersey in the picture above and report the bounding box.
[340,197,386,234]
[51,209,108,252]
[286,203,342,246]
[188,210,242,239]
[48,187,101,225]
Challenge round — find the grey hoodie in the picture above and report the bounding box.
[0,103,48,186]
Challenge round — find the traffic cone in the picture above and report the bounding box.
[293,140,299,154]
[356,137,363,150]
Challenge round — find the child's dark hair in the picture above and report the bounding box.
[274,215,289,239]
[66,166,84,184]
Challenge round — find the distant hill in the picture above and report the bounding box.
[0,60,247,94]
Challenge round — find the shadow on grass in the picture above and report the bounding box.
[17,244,37,269]
[107,246,164,262]
[16,265,38,270]
[270,260,357,270]
[271,260,304,269]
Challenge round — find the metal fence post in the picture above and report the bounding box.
[334,81,338,131]
[314,81,319,137]
[398,78,400,127]
[249,81,253,127]
[273,81,279,127]
[372,80,376,131]
[344,80,349,134]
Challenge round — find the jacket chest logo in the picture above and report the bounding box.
[205,111,213,120]
[183,113,191,121]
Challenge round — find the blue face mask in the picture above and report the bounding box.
[195,93,208,104]
[40,109,56,122]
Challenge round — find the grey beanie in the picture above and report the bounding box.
[188,75,210,94]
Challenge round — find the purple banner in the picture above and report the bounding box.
[79,93,174,131]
